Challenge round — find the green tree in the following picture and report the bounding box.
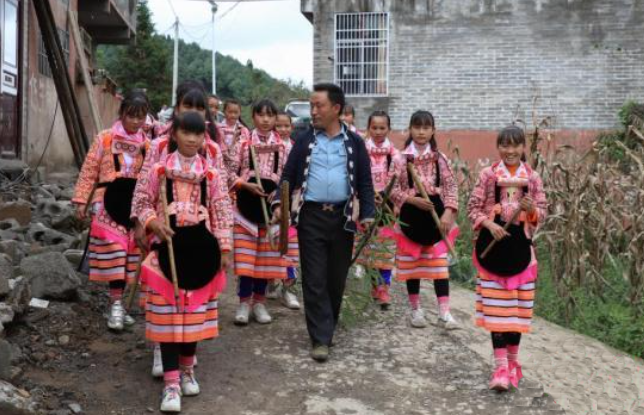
[97,1,309,114]
[97,0,171,110]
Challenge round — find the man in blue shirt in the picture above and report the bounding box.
[305,126,350,203]
[273,83,375,362]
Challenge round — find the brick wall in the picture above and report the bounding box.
[303,0,644,137]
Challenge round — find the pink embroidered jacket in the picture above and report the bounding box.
[366,138,399,193]
[218,121,251,176]
[131,133,229,220]
[466,161,547,238]
[218,121,251,150]
[136,152,233,252]
[391,144,459,213]
[73,122,150,206]
[143,115,164,140]
[230,130,288,189]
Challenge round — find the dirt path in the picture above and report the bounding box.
[18,277,568,415]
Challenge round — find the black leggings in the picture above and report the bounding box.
[406,279,449,297]
[160,342,198,372]
[491,332,522,349]
[109,280,126,290]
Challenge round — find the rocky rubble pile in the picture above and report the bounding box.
[0,176,100,414]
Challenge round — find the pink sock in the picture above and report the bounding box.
[494,348,508,369]
[253,293,266,304]
[179,355,195,370]
[109,288,124,302]
[240,296,252,304]
[437,296,450,316]
[408,294,420,310]
[508,345,520,363]
[164,370,180,388]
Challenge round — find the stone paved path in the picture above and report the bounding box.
[28,274,642,415]
[50,277,563,415]
[447,286,644,415]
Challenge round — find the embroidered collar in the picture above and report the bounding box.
[402,142,436,162]
[165,151,207,184]
[111,121,146,156]
[221,120,240,130]
[251,129,280,145]
[366,138,394,156]
[494,161,530,187]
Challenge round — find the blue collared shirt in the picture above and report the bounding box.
[304,127,350,203]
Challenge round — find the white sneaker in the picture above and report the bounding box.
[160,385,181,413]
[152,344,163,378]
[107,301,125,331]
[234,302,251,326]
[124,314,135,326]
[180,369,200,396]
[252,302,272,324]
[265,282,281,300]
[410,308,428,328]
[438,312,461,330]
[281,288,301,310]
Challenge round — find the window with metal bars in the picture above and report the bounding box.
[37,28,70,77]
[334,12,389,97]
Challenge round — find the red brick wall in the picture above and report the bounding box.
[388,129,599,165]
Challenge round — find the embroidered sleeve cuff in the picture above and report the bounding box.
[445,203,459,212]
[527,210,539,224]
[142,213,157,230]
[232,179,244,191]
[473,215,488,230]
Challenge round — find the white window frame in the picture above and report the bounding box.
[1,0,19,96]
[334,12,390,97]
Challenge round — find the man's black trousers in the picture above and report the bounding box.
[297,202,355,346]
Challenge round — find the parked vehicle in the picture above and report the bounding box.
[285,100,311,138]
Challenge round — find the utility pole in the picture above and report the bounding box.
[171,18,180,105]
[209,1,218,94]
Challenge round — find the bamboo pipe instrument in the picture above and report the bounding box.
[350,174,397,265]
[126,250,145,312]
[248,144,277,249]
[480,207,524,259]
[278,181,290,256]
[406,163,457,258]
[160,177,181,312]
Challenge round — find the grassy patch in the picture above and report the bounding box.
[449,203,644,359]
[535,254,644,358]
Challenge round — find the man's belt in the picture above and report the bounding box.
[304,201,347,212]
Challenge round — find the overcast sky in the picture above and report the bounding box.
[147,0,313,86]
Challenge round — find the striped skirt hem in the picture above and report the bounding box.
[475,273,535,333]
[395,250,449,281]
[88,237,140,283]
[144,289,219,343]
[356,235,396,271]
[233,225,287,280]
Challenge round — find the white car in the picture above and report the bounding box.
[285,100,311,137]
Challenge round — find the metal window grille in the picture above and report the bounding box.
[334,12,389,97]
[59,28,70,63]
[37,28,70,77]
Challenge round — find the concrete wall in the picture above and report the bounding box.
[23,0,122,173]
[303,0,644,144]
